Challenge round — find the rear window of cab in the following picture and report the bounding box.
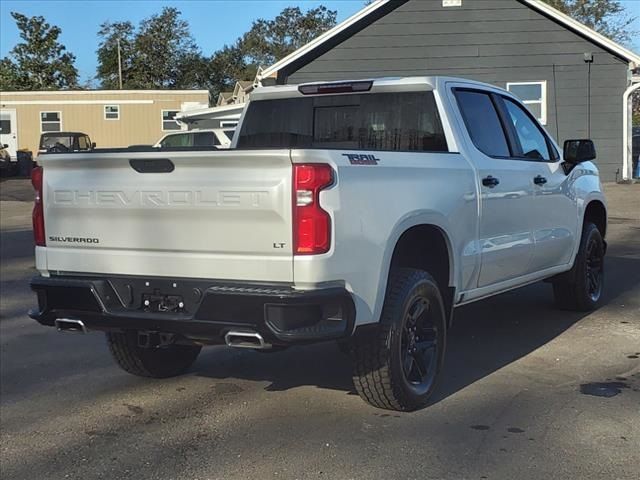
[237,91,448,153]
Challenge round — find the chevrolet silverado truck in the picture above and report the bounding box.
[29,77,607,411]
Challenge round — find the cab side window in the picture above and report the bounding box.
[502,97,552,161]
[78,136,90,150]
[193,132,216,146]
[455,90,510,158]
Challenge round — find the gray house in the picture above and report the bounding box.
[260,0,640,181]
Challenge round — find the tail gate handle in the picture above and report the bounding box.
[129,158,174,173]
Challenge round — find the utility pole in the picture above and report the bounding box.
[117,37,123,89]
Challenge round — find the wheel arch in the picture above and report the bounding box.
[389,224,454,290]
[583,199,607,239]
[375,215,457,327]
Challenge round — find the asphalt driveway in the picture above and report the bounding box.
[1,178,639,480]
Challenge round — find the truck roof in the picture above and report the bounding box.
[41,131,90,136]
[250,76,503,101]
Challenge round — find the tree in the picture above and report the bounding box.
[96,21,135,89]
[543,0,636,45]
[132,7,199,88]
[0,12,78,90]
[205,45,256,99]
[0,58,20,91]
[241,6,337,67]
[207,6,337,97]
[96,7,201,89]
[94,5,337,97]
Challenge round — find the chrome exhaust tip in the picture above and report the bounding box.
[224,330,271,349]
[54,318,87,334]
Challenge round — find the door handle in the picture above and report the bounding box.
[482,175,500,188]
[533,175,547,185]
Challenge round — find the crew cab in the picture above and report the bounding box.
[29,77,607,411]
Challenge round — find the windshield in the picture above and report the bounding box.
[237,91,448,152]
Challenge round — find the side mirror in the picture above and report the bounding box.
[563,139,596,164]
[91,142,96,149]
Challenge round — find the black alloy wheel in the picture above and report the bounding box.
[351,268,447,411]
[552,222,605,311]
[585,235,604,302]
[401,296,440,396]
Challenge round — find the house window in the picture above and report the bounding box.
[0,113,12,135]
[40,111,62,132]
[104,105,119,120]
[506,81,547,125]
[162,110,181,131]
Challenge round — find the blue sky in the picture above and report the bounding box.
[0,1,365,83]
[0,0,639,84]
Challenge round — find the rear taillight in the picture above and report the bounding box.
[31,166,45,246]
[293,164,333,255]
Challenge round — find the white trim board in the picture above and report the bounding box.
[1,90,209,96]
[1,100,154,105]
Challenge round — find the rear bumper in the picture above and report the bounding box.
[29,275,355,346]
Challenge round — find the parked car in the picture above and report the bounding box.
[0,143,17,176]
[154,128,234,149]
[39,132,95,154]
[28,77,607,411]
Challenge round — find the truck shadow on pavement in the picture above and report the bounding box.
[195,253,640,404]
[3,218,638,406]
[0,228,34,255]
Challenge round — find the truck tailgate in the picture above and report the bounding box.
[39,150,293,282]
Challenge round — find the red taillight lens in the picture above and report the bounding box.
[293,164,333,255]
[31,166,45,246]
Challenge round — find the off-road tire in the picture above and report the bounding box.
[106,331,201,378]
[552,222,605,311]
[351,268,447,411]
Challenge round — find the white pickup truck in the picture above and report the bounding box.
[29,77,607,411]
[154,128,235,149]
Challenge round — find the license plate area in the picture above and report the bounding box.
[142,292,185,313]
[107,277,204,314]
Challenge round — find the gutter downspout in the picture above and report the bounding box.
[622,77,640,181]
